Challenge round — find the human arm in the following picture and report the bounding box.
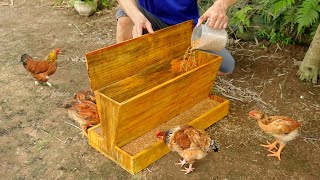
[117,0,154,38]
[196,0,237,29]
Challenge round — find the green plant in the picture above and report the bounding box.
[70,0,96,5]
[69,0,111,7]
[258,0,320,36]
[257,28,294,45]
[229,6,254,33]
[296,0,320,34]
[227,0,319,44]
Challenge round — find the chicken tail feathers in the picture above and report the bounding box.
[21,54,33,68]
[209,140,220,152]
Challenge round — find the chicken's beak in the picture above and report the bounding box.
[248,111,255,117]
[156,135,163,141]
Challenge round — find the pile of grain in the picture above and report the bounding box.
[121,98,220,155]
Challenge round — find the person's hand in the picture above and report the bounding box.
[196,0,229,29]
[132,16,154,38]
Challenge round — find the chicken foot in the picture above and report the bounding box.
[261,139,278,151]
[175,159,187,167]
[80,120,94,137]
[34,81,52,87]
[181,164,194,174]
[80,125,88,137]
[267,143,285,161]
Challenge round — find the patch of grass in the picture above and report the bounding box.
[35,138,51,151]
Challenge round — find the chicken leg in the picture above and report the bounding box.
[267,143,285,160]
[261,139,278,151]
[46,82,52,87]
[181,164,194,174]
[80,125,88,137]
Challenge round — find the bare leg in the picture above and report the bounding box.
[80,125,88,137]
[261,139,278,151]
[268,143,285,161]
[116,16,134,43]
[175,159,187,167]
[217,71,230,76]
[181,164,194,174]
[46,82,52,87]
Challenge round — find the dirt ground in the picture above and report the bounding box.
[1,0,319,179]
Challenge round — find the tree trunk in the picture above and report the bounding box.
[297,24,320,84]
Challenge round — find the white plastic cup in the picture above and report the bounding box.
[191,23,228,51]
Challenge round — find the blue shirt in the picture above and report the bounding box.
[138,0,199,26]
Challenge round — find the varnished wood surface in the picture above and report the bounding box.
[86,20,194,91]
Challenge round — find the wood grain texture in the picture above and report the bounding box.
[113,52,221,147]
[94,92,120,151]
[86,20,194,91]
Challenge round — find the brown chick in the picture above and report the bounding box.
[21,48,61,87]
[74,90,96,103]
[156,125,220,174]
[64,90,99,137]
[249,110,301,160]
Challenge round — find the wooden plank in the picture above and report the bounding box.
[113,147,134,174]
[113,52,222,147]
[132,141,170,174]
[88,124,104,150]
[85,20,194,91]
[98,57,181,103]
[188,96,230,129]
[95,92,121,151]
[88,126,134,174]
[87,124,113,161]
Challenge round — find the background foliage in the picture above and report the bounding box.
[198,0,320,45]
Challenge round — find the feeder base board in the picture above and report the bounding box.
[88,95,229,175]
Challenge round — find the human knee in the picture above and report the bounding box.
[219,56,235,74]
[200,49,235,74]
[117,17,133,29]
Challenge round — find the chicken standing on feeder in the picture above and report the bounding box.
[156,125,220,174]
[20,48,61,87]
[248,110,301,160]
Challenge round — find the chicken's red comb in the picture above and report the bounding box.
[155,130,161,137]
[56,48,61,53]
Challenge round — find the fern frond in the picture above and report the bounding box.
[229,6,253,33]
[273,0,295,17]
[282,7,297,34]
[296,0,320,34]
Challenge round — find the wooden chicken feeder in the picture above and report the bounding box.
[85,20,229,174]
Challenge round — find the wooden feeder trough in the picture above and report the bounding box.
[85,20,229,175]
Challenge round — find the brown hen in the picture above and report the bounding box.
[21,48,61,87]
[156,125,220,174]
[64,91,99,137]
[249,110,301,160]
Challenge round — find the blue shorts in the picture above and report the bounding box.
[116,7,235,74]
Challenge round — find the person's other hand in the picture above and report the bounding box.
[132,16,154,38]
[196,0,229,29]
